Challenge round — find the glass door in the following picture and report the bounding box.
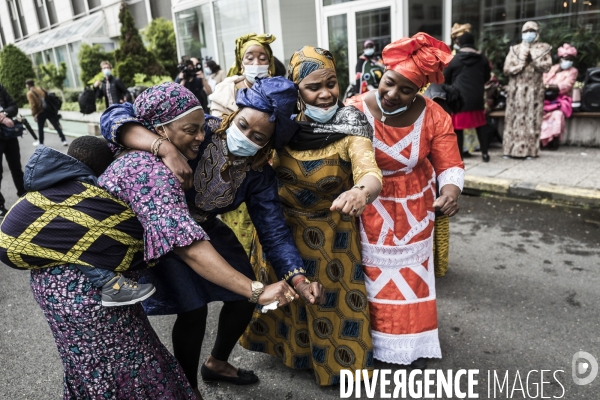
[321,0,397,95]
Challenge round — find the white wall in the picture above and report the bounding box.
[21,0,40,36]
[0,1,16,45]
[279,0,318,65]
[53,0,76,24]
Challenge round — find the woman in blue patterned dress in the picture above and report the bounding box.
[100,78,324,393]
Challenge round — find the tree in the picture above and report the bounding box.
[39,62,68,101]
[78,43,115,87]
[0,44,35,106]
[114,2,165,87]
[143,17,179,78]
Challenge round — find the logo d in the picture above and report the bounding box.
[572,351,598,385]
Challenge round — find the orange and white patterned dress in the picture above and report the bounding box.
[347,94,464,364]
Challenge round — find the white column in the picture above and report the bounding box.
[443,0,452,44]
[144,0,153,24]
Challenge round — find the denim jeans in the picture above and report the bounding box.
[77,265,117,288]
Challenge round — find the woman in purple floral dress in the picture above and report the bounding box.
[28,83,297,400]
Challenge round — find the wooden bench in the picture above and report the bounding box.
[488,110,600,147]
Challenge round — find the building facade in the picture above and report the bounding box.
[1,0,598,90]
[0,0,172,88]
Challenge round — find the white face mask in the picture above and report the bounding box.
[243,64,269,83]
[204,67,212,75]
[560,60,573,70]
[364,48,375,56]
[522,32,537,43]
[226,120,264,157]
[453,44,461,51]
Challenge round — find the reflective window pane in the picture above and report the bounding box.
[327,13,349,95]
[55,45,74,88]
[323,0,357,5]
[408,0,443,39]
[175,3,217,64]
[355,7,391,59]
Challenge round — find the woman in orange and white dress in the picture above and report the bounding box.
[346,33,464,368]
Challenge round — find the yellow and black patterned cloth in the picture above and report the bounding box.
[0,180,147,271]
[240,139,381,386]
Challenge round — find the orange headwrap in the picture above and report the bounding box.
[382,33,453,88]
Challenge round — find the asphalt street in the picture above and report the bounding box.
[0,133,599,399]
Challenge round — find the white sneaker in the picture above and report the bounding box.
[62,140,68,147]
[32,140,40,146]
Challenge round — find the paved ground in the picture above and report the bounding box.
[1,130,599,399]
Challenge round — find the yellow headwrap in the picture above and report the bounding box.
[227,33,276,77]
[451,23,471,39]
[287,46,336,84]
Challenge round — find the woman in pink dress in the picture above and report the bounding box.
[346,33,464,368]
[541,43,579,150]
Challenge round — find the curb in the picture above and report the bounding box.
[463,175,600,209]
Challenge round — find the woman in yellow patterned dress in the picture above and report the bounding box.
[240,46,382,386]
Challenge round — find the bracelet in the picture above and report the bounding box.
[352,184,371,204]
[292,276,310,289]
[151,137,166,157]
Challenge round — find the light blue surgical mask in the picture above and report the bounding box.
[304,101,339,123]
[522,32,537,43]
[103,68,111,77]
[453,44,461,51]
[375,91,414,116]
[364,48,375,57]
[560,60,573,70]
[226,121,264,157]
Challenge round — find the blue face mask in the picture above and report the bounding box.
[375,91,413,116]
[364,48,375,57]
[103,68,111,77]
[560,60,573,70]
[304,101,339,123]
[226,121,264,157]
[522,32,536,43]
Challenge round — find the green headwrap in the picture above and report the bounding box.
[227,33,276,77]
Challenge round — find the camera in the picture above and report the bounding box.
[178,63,197,79]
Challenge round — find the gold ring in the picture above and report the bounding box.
[285,293,294,302]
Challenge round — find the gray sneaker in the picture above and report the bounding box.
[101,275,156,307]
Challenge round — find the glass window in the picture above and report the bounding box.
[87,0,101,10]
[43,49,55,65]
[36,0,50,31]
[327,13,349,95]
[7,1,21,40]
[452,0,481,42]
[16,0,28,37]
[175,3,217,64]
[212,0,263,69]
[323,0,358,5]
[69,41,82,86]
[71,0,87,16]
[355,7,391,58]
[408,0,443,39]
[150,0,173,20]
[47,0,58,26]
[55,45,74,88]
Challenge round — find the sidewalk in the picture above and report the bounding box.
[462,145,600,208]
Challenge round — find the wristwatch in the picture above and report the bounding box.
[352,184,371,204]
[248,281,265,303]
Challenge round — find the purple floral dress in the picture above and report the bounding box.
[30,151,209,399]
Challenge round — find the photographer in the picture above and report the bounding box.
[0,83,26,217]
[175,60,209,113]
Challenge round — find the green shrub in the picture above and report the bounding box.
[114,3,165,87]
[79,43,115,87]
[0,44,36,106]
[142,18,179,78]
[133,74,173,87]
[39,62,68,100]
[63,89,81,102]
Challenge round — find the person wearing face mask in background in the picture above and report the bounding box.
[211,33,276,255]
[502,21,552,159]
[354,39,385,95]
[450,23,471,54]
[345,33,464,370]
[94,61,128,109]
[240,46,382,386]
[540,43,578,151]
[204,59,227,92]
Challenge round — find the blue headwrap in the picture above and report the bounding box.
[235,76,300,150]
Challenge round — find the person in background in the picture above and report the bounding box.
[540,43,578,150]
[204,59,227,92]
[94,61,128,109]
[190,57,213,97]
[444,32,492,162]
[273,56,286,77]
[210,33,277,255]
[26,79,68,147]
[450,23,471,53]
[502,21,552,159]
[345,32,463,369]
[176,59,209,113]
[355,39,384,95]
[0,83,26,217]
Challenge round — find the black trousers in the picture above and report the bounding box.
[37,110,66,144]
[455,126,489,157]
[0,137,26,208]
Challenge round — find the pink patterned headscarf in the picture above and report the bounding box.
[557,43,577,58]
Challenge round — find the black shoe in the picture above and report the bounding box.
[200,364,259,385]
[0,206,8,219]
[482,153,490,162]
[410,358,428,370]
